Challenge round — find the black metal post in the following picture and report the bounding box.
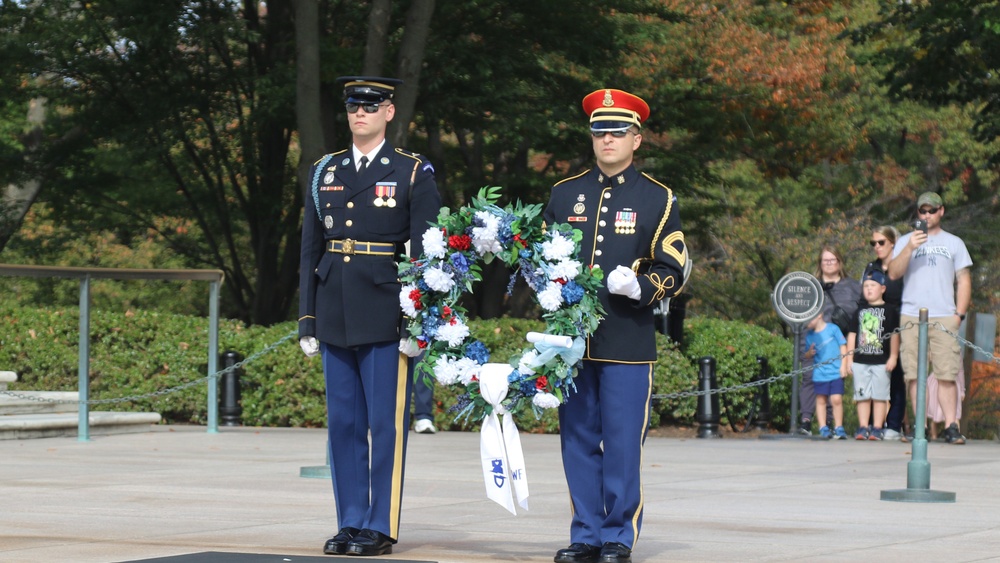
[754,356,772,430]
[220,351,243,426]
[696,356,722,438]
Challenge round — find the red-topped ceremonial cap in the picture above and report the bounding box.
[582,88,650,132]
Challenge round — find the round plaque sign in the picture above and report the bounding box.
[771,271,824,326]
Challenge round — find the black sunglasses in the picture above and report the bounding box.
[918,206,940,215]
[591,130,631,138]
[869,239,888,247]
[345,102,385,114]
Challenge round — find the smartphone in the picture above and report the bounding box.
[913,219,928,234]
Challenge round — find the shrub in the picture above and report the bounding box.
[1,304,804,433]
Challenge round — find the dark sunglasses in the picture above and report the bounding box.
[591,130,631,138]
[918,206,940,215]
[345,102,385,114]
[869,239,889,247]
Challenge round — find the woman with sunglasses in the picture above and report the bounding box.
[862,226,906,439]
[797,245,861,436]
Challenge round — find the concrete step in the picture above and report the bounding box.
[0,411,163,440]
[0,391,81,415]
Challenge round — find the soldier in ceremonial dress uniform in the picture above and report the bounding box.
[298,76,441,557]
[544,89,687,563]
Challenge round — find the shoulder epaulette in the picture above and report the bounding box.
[553,168,592,187]
[394,147,424,163]
[312,149,347,167]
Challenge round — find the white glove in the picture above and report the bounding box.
[299,336,320,357]
[607,265,641,300]
[399,338,422,358]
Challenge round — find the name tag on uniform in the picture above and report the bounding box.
[568,216,587,222]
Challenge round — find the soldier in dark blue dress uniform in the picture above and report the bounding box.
[298,76,441,557]
[544,89,688,563]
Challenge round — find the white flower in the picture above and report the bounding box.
[399,284,418,317]
[532,392,561,409]
[424,266,455,292]
[422,227,447,259]
[548,259,581,281]
[537,281,564,312]
[471,211,502,255]
[517,350,538,375]
[455,358,480,385]
[541,232,574,262]
[435,317,470,347]
[433,355,461,385]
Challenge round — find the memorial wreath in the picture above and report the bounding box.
[398,186,606,423]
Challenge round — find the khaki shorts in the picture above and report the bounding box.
[899,314,961,382]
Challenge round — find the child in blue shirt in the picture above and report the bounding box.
[805,310,849,439]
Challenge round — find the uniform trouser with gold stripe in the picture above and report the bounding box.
[322,340,413,540]
[559,361,653,549]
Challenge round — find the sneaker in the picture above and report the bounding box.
[797,419,813,435]
[834,426,848,440]
[413,419,437,434]
[819,425,832,439]
[855,427,869,441]
[869,428,884,441]
[942,423,966,444]
[882,428,902,441]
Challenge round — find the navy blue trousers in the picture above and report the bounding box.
[322,340,413,540]
[559,361,653,549]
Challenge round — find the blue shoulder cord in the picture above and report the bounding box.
[310,154,337,219]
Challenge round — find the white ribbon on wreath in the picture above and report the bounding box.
[478,362,529,514]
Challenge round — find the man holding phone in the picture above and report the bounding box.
[887,192,972,444]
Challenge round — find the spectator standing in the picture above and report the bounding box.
[544,88,687,563]
[804,309,849,439]
[844,269,899,440]
[888,191,972,445]
[298,76,441,555]
[862,226,907,439]
[798,245,861,435]
[413,379,437,433]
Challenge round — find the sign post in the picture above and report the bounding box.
[771,271,824,435]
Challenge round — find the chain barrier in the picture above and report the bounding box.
[1,320,996,407]
[0,330,298,406]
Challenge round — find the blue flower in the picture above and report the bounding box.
[507,369,522,383]
[519,248,533,259]
[518,379,538,396]
[450,252,471,274]
[464,340,490,364]
[421,314,443,337]
[561,281,585,305]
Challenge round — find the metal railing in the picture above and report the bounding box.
[0,264,225,440]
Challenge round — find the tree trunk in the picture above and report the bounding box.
[389,0,436,147]
[294,0,324,200]
[363,0,392,75]
[0,98,47,252]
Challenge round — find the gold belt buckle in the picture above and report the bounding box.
[341,239,355,255]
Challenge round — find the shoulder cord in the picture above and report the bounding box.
[310,154,337,219]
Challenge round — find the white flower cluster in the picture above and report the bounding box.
[537,281,564,312]
[471,211,503,255]
[541,232,574,262]
[532,392,561,409]
[422,227,447,259]
[435,317,470,347]
[433,355,480,386]
[399,284,418,317]
[548,258,582,281]
[424,266,456,292]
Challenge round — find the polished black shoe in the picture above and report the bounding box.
[323,526,360,555]
[345,528,394,556]
[599,542,632,563]
[554,543,601,563]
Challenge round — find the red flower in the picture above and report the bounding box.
[417,339,428,349]
[409,288,423,310]
[448,234,472,250]
[442,305,452,319]
[535,376,548,390]
[513,234,526,247]
[555,278,568,285]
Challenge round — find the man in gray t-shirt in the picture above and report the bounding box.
[888,192,972,444]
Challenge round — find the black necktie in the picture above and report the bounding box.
[358,156,369,175]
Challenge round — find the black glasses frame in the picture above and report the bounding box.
[918,206,940,215]
[346,102,385,114]
[591,130,632,138]
[869,240,888,247]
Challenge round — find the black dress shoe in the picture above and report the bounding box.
[346,528,394,556]
[323,526,360,555]
[599,542,632,563]
[554,542,601,563]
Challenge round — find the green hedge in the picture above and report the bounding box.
[1,304,796,432]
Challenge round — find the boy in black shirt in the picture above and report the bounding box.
[844,269,899,440]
